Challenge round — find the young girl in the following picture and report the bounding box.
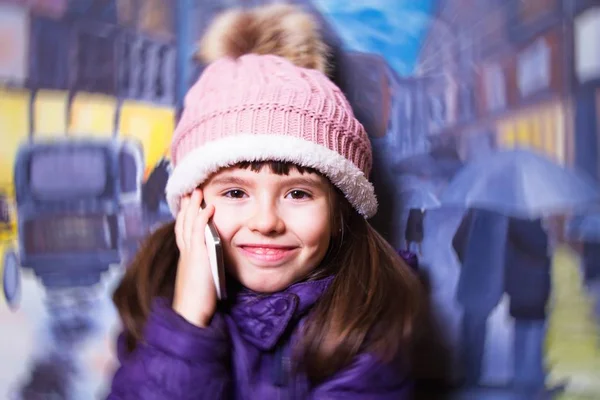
[107,4,422,399]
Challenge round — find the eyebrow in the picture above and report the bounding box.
[208,176,253,187]
[208,175,326,189]
[282,176,326,189]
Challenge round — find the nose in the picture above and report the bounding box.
[246,200,285,235]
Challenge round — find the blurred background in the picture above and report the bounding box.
[0,0,599,399]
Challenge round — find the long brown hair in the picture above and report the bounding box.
[113,161,423,382]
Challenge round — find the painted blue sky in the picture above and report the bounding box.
[312,0,437,76]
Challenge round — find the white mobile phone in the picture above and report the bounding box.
[202,202,227,300]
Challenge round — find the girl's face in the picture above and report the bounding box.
[202,166,333,293]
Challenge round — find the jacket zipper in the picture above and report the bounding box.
[273,343,292,400]
[282,354,292,400]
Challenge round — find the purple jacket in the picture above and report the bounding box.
[106,276,412,399]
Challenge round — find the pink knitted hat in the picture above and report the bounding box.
[165,7,377,218]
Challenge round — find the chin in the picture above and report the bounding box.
[239,275,292,294]
[232,268,301,294]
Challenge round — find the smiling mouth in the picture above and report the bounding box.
[238,245,298,264]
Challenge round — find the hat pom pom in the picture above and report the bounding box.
[197,4,329,74]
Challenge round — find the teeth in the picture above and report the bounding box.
[247,247,283,255]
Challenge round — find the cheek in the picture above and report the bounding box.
[289,210,331,248]
[210,208,238,241]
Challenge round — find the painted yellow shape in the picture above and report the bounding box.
[541,109,555,156]
[498,122,516,149]
[34,90,68,138]
[0,88,29,187]
[535,102,566,164]
[68,92,116,137]
[496,102,567,164]
[553,104,566,164]
[530,115,543,150]
[118,101,175,179]
[516,119,531,148]
[546,245,600,398]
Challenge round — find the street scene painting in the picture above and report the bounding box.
[1,1,599,399]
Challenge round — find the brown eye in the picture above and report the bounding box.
[287,190,311,200]
[224,189,247,199]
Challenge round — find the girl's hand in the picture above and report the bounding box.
[172,189,217,327]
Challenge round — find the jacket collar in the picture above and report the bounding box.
[227,276,334,350]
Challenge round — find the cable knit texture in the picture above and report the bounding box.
[166,54,377,218]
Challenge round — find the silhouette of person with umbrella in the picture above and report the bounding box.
[505,218,551,391]
[445,149,599,394]
[452,208,508,386]
[453,211,551,392]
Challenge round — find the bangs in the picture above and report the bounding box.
[234,161,318,175]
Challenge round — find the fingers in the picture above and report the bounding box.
[191,203,215,249]
[175,189,215,251]
[175,196,189,251]
[184,190,203,247]
[172,189,219,327]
